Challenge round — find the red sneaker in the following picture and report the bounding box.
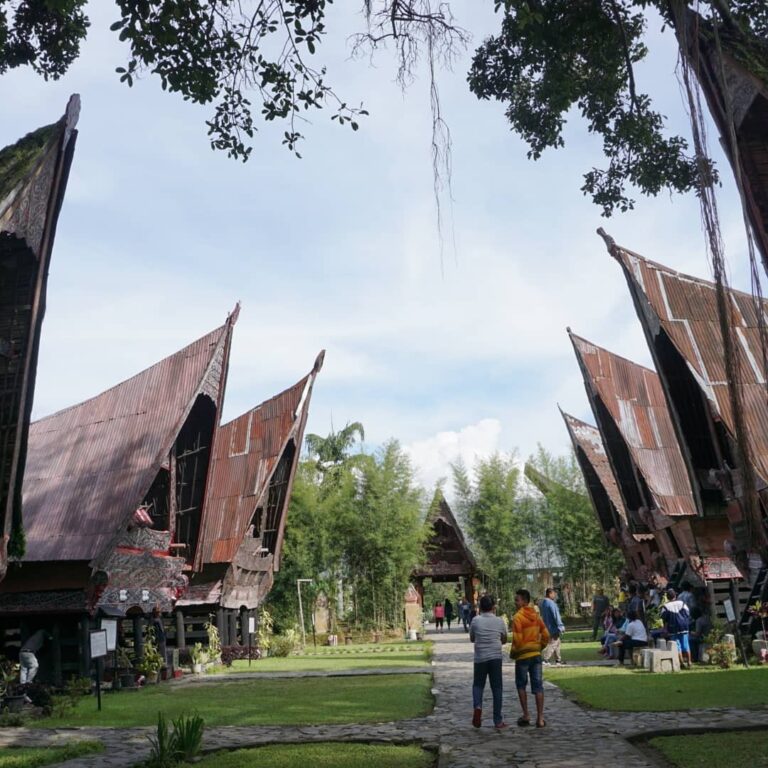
[472,708,482,728]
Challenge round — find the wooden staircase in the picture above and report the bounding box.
[739,566,768,636]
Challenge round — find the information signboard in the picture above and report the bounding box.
[90,629,108,659]
[100,619,118,652]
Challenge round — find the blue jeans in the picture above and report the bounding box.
[514,655,543,694]
[473,658,503,725]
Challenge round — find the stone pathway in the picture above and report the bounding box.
[2,631,768,767]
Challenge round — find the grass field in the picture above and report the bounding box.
[31,674,433,728]
[547,664,768,711]
[648,729,768,768]
[195,743,435,768]
[0,742,102,768]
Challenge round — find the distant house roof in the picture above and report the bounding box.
[22,318,233,563]
[196,351,324,570]
[559,411,628,534]
[605,238,768,493]
[569,331,697,517]
[0,95,80,575]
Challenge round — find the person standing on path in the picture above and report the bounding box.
[469,594,508,729]
[539,587,565,666]
[591,588,609,640]
[459,598,471,632]
[444,598,455,631]
[433,601,445,632]
[511,589,549,729]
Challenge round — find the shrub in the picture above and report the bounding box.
[204,620,221,664]
[0,712,26,727]
[708,642,736,669]
[269,631,299,658]
[24,682,53,711]
[220,645,261,667]
[177,647,191,667]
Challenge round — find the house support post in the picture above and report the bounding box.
[79,614,91,678]
[52,621,62,686]
[228,609,238,646]
[216,607,226,646]
[175,610,185,648]
[133,615,144,660]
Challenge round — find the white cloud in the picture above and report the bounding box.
[404,418,504,493]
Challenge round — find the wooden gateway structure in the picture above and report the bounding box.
[0,96,79,582]
[0,307,323,682]
[412,491,478,605]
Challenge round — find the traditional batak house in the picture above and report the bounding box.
[558,411,652,582]
[0,96,79,582]
[568,331,702,588]
[0,313,236,680]
[602,235,768,625]
[0,305,323,682]
[175,351,324,648]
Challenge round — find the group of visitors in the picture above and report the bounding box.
[432,597,475,632]
[594,580,711,669]
[468,590,550,730]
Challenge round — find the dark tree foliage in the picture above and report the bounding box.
[468,0,768,216]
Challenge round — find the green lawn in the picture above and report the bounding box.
[32,674,433,728]
[648,730,768,768]
[196,743,435,768]
[213,644,429,674]
[0,742,103,768]
[547,664,768,711]
[561,629,596,643]
[559,640,603,662]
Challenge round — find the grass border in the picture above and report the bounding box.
[626,724,768,768]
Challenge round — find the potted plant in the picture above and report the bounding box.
[748,601,768,658]
[0,657,25,713]
[136,629,163,684]
[189,643,208,674]
[115,647,135,689]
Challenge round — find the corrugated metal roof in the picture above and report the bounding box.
[0,95,80,578]
[560,411,628,530]
[570,331,697,517]
[197,352,324,567]
[22,320,232,563]
[610,242,768,490]
[676,8,768,273]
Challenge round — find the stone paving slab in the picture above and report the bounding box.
[3,630,768,767]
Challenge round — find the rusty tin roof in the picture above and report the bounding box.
[196,351,324,570]
[607,239,768,490]
[560,410,628,531]
[22,319,233,563]
[569,331,697,517]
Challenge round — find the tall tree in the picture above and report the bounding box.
[451,453,531,608]
[5,2,765,218]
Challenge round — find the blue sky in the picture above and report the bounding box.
[1,2,755,491]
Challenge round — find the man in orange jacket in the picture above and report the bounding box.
[510,589,549,728]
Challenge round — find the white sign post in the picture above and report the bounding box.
[89,630,108,712]
[247,616,256,667]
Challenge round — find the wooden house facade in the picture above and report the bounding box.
[0,96,79,582]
